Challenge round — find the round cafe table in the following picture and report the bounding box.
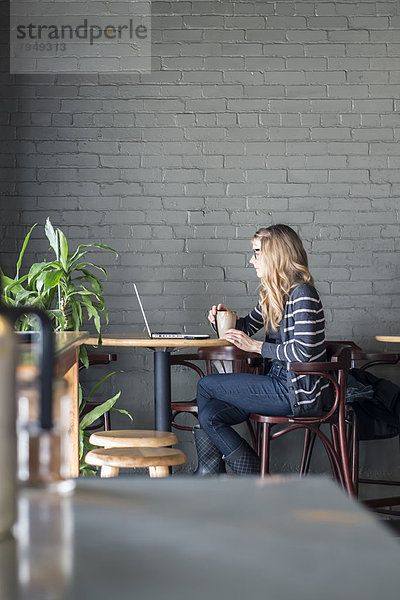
[86,333,231,432]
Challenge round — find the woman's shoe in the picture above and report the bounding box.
[192,426,226,475]
[223,442,261,475]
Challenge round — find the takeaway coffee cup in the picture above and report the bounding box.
[216,310,237,339]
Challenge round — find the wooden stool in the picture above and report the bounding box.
[85,447,187,478]
[89,429,178,449]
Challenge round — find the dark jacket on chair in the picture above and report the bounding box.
[347,368,400,440]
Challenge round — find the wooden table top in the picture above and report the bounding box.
[86,332,231,348]
[54,331,90,354]
[376,335,400,343]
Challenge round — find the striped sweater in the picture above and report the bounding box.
[236,283,333,417]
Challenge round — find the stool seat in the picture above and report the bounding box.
[89,430,178,448]
[85,447,187,478]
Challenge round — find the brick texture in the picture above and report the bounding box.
[1,1,399,478]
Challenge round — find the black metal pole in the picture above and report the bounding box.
[153,350,171,431]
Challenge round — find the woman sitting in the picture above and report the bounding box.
[193,224,332,475]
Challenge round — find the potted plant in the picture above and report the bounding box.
[1,218,132,472]
[1,217,116,365]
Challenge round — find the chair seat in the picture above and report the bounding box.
[171,400,198,413]
[85,447,186,469]
[89,429,178,448]
[249,413,329,425]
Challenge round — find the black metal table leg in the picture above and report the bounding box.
[153,350,172,431]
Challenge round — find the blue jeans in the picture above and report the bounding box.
[197,362,292,457]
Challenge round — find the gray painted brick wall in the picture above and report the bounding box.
[1,0,399,479]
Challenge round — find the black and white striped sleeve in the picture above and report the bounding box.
[236,304,265,337]
[261,286,326,363]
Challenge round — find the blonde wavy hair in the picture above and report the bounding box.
[253,225,314,332]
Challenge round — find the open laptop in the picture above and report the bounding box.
[134,284,210,339]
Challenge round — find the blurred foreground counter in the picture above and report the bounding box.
[2,476,400,600]
[16,331,89,480]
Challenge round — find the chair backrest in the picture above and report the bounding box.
[320,344,352,418]
[197,345,262,375]
[326,339,400,370]
[326,340,362,352]
[288,344,352,420]
[79,352,117,371]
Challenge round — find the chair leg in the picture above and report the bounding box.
[101,465,119,478]
[329,424,344,483]
[303,424,344,488]
[352,412,359,496]
[299,429,317,475]
[104,410,112,431]
[346,408,359,496]
[260,423,271,478]
[256,422,261,455]
[338,414,355,496]
[149,466,170,478]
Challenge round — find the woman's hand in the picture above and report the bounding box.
[223,329,263,355]
[208,303,229,324]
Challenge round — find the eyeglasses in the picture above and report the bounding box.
[252,249,261,258]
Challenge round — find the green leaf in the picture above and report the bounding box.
[80,464,98,476]
[47,309,66,331]
[1,272,16,288]
[3,275,29,299]
[43,269,63,291]
[66,287,100,300]
[87,370,122,399]
[14,288,37,304]
[67,248,90,266]
[44,218,58,256]
[78,383,83,409]
[28,261,57,285]
[16,224,37,279]
[57,229,68,270]
[79,345,89,369]
[81,298,102,334]
[78,426,84,460]
[79,392,121,430]
[75,242,117,254]
[112,407,133,422]
[34,271,49,293]
[75,269,104,295]
[75,263,107,279]
[69,298,82,331]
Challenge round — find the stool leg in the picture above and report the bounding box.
[149,466,170,478]
[101,465,119,478]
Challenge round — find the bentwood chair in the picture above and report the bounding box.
[249,344,354,494]
[170,353,205,431]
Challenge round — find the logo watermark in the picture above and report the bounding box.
[10,1,151,74]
